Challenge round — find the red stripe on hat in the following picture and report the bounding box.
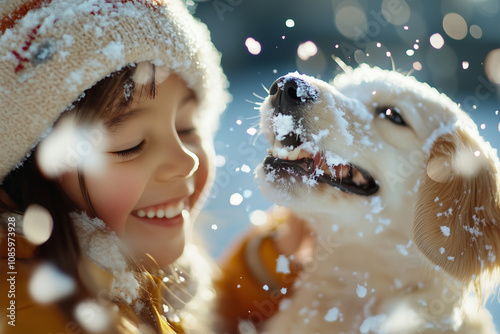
[0,0,51,34]
[0,0,163,34]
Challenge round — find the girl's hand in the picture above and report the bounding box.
[269,207,314,259]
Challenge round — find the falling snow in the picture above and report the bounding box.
[356,284,367,298]
[440,226,451,237]
[324,307,341,322]
[276,255,291,274]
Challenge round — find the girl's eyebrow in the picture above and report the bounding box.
[105,108,144,132]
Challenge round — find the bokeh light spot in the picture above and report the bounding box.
[334,5,367,39]
[413,61,422,71]
[354,49,367,64]
[23,204,53,246]
[241,164,251,173]
[29,263,75,303]
[214,155,226,167]
[75,301,111,333]
[250,210,268,226]
[381,0,410,25]
[430,33,445,49]
[469,25,482,39]
[285,19,295,28]
[229,193,243,206]
[297,41,318,61]
[245,37,261,55]
[246,127,258,136]
[485,49,500,84]
[442,13,467,40]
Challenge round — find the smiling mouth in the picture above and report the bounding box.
[134,201,185,219]
[264,133,379,196]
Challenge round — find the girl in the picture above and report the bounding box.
[0,0,228,333]
[0,0,305,333]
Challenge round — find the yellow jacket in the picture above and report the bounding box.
[0,212,298,333]
[214,213,301,334]
[0,229,183,334]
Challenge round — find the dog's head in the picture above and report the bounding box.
[257,64,500,291]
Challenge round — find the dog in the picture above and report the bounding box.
[255,64,500,333]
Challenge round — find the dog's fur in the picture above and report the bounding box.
[256,65,500,333]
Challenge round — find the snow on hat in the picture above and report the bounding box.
[0,0,229,182]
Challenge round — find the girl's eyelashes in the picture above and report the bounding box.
[111,140,146,159]
[177,127,197,135]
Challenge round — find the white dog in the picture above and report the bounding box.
[256,64,500,333]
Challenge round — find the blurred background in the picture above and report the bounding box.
[188,0,500,326]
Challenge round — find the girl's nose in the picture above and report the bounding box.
[155,142,199,181]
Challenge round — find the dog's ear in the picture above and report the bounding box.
[413,129,500,296]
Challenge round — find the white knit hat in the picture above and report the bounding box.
[0,0,229,182]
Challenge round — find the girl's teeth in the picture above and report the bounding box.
[165,206,178,219]
[156,209,165,218]
[165,202,183,218]
[137,202,184,219]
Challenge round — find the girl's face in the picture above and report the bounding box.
[56,74,214,268]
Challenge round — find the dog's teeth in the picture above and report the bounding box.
[297,149,313,160]
[341,165,349,178]
[322,165,332,175]
[352,168,368,185]
[288,146,302,160]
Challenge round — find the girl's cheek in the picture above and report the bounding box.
[86,165,145,234]
[191,141,214,215]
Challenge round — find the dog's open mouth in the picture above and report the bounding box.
[264,133,379,196]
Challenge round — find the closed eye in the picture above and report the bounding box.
[177,127,197,136]
[112,140,145,159]
[376,106,407,126]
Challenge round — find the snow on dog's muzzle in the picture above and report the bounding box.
[269,75,319,118]
[262,75,379,196]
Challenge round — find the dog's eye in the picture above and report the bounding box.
[376,106,407,126]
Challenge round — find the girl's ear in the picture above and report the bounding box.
[413,130,500,295]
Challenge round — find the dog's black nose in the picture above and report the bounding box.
[269,76,316,114]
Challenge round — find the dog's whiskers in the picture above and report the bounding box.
[331,54,352,74]
[406,67,416,77]
[388,52,396,72]
[261,83,269,94]
[253,92,266,100]
[246,99,263,107]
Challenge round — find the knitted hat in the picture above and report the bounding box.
[0,0,229,182]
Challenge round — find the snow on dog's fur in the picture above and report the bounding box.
[256,64,500,334]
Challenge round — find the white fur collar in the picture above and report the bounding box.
[71,211,140,304]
